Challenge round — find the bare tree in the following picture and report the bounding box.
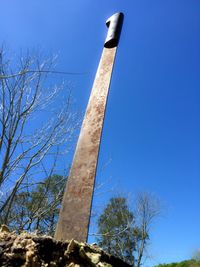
[0,48,79,229]
[134,192,161,267]
[193,250,200,262]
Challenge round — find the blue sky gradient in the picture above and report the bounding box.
[1,1,200,265]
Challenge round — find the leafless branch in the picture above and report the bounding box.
[0,48,80,229]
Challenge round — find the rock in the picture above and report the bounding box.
[0,227,131,267]
[0,225,10,233]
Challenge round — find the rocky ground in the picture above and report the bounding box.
[0,225,131,267]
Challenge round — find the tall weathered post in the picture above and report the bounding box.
[55,12,124,242]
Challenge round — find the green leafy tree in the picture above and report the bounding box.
[97,197,135,265]
[155,259,200,267]
[0,174,66,236]
[97,193,160,267]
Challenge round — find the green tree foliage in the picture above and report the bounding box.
[97,194,160,267]
[97,197,135,265]
[0,174,66,236]
[155,259,200,267]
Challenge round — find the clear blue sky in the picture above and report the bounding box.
[1,1,200,266]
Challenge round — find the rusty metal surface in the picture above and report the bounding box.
[54,47,117,242]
